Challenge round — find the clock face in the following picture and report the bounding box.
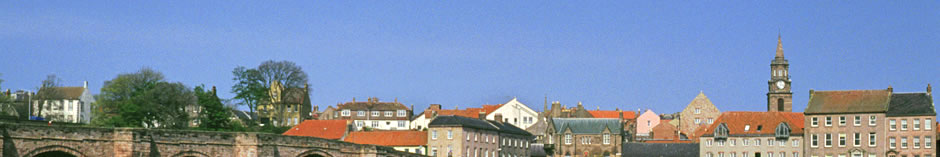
[776,81,786,89]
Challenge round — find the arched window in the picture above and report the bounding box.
[777,98,785,111]
[714,123,729,140]
[775,122,790,139]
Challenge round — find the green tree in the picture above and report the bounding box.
[92,68,196,129]
[0,74,16,117]
[194,85,233,131]
[231,60,309,126]
[34,74,63,120]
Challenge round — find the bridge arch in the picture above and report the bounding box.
[297,149,333,157]
[171,150,211,157]
[23,145,86,157]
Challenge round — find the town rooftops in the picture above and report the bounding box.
[886,93,935,116]
[428,115,499,131]
[700,111,804,137]
[337,97,409,111]
[282,120,349,140]
[552,118,622,135]
[805,89,892,114]
[489,119,533,136]
[587,110,637,119]
[427,104,503,119]
[343,130,427,146]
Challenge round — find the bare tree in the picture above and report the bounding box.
[232,60,309,126]
[34,74,63,120]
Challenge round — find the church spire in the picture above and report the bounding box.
[776,34,784,58]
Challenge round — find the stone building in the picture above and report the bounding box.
[426,115,532,157]
[884,87,935,157]
[804,86,936,157]
[699,112,804,157]
[549,118,623,157]
[256,81,312,126]
[31,81,95,123]
[679,91,721,137]
[334,97,413,131]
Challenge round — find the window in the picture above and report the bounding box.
[397,110,406,117]
[854,133,861,146]
[812,117,819,127]
[839,134,846,147]
[794,152,800,157]
[869,116,877,126]
[825,134,833,147]
[603,133,610,144]
[826,117,832,126]
[890,137,896,149]
[756,139,761,146]
[731,139,736,146]
[914,119,921,130]
[696,118,702,124]
[778,140,784,146]
[385,111,393,117]
[565,134,572,145]
[447,130,453,139]
[869,133,876,147]
[902,137,908,148]
[744,139,750,146]
[358,111,365,116]
[342,110,351,116]
[902,119,908,130]
[890,119,897,130]
[840,116,846,126]
[695,108,701,114]
[708,118,715,124]
[371,121,378,128]
[927,119,933,130]
[793,140,799,147]
[466,133,470,141]
[372,111,379,117]
[398,121,406,128]
[431,131,438,139]
[769,139,774,146]
[811,134,819,147]
[854,116,861,126]
[927,136,932,148]
[914,136,920,148]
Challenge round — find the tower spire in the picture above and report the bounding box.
[776,34,784,58]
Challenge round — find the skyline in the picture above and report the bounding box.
[2,1,938,114]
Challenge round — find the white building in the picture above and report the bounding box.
[411,98,539,130]
[31,81,95,123]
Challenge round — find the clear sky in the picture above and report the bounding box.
[1,1,938,114]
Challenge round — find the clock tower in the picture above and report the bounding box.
[768,35,793,112]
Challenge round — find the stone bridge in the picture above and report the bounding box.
[0,122,423,157]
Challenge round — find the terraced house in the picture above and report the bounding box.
[549,118,623,157]
[699,111,804,157]
[334,97,413,130]
[804,86,935,157]
[426,115,532,157]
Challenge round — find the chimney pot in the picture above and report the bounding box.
[478,112,486,120]
[495,114,504,123]
[888,85,894,93]
[83,81,88,88]
[928,84,932,95]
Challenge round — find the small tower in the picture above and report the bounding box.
[767,34,793,112]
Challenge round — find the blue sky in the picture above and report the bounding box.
[1,1,938,114]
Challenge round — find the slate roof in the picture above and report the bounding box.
[283,120,349,140]
[41,86,86,99]
[552,118,622,135]
[700,112,804,137]
[588,110,637,119]
[525,117,549,136]
[428,115,499,131]
[489,120,533,136]
[343,130,427,146]
[622,143,698,157]
[886,93,935,116]
[805,89,891,114]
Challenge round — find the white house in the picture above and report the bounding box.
[486,98,539,129]
[32,81,95,123]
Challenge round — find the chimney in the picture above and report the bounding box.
[928,84,932,95]
[352,97,356,102]
[410,104,414,110]
[83,81,88,88]
[478,112,486,120]
[809,89,815,95]
[495,114,504,123]
[888,85,893,93]
[395,97,398,103]
[211,86,217,95]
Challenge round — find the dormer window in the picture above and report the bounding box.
[714,123,729,140]
[744,125,750,132]
[775,122,791,139]
[756,125,763,132]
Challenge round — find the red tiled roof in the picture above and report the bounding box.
[587,110,638,119]
[434,104,504,118]
[805,89,891,114]
[343,130,428,146]
[701,112,804,136]
[283,120,349,140]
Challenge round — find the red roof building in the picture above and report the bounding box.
[343,130,428,147]
[282,120,349,140]
[587,110,637,119]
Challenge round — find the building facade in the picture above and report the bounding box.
[679,91,721,136]
[884,89,935,157]
[550,118,623,157]
[486,98,539,130]
[636,109,661,137]
[767,35,793,112]
[427,115,531,157]
[31,81,95,123]
[804,89,891,157]
[699,112,804,157]
[334,97,413,131]
[256,81,312,126]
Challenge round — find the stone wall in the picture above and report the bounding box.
[0,122,423,157]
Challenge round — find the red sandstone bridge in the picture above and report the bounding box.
[0,122,422,157]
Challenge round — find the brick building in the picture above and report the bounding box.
[699,112,804,157]
[549,118,623,157]
[426,115,532,157]
[884,88,935,157]
[333,97,413,131]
